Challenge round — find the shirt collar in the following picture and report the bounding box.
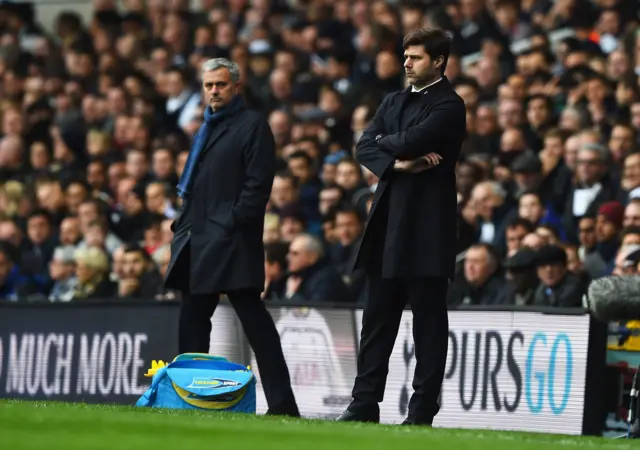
[411,77,443,94]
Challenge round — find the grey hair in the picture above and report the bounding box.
[578,143,609,163]
[297,233,325,258]
[475,180,506,201]
[201,58,241,83]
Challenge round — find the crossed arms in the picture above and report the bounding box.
[355,94,466,178]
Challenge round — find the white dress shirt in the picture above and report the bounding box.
[411,77,443,94]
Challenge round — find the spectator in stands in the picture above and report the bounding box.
[563,143,618,243]
[624,199,640,227]
[48,246,77,302]
[533,245,584,307]
[595,201,625,272]
[497,247,539,306]
[23,209,57,277]
[71,247,115,300]
[283,233,349,303]
[119,243,163,299]
[577,215,608,278]
[263,241,289,301]
[448,244,505,306]
[504,216,534,257]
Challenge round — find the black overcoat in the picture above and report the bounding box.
[165,103,275,294]
[353,77,466,279]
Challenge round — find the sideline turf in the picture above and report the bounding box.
[0,400,634,449]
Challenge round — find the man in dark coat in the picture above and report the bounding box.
[164,58,299,417]
[338,28,466,425]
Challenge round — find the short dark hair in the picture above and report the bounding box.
[335,205,363,223]
[508,216,535,232]
[402,27,452,75]
[265,242,289,268]
[288,150,312,165]
[27,208,53,225]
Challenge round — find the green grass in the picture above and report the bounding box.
[0,400,634,449]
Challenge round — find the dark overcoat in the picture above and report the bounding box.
[353,77,466,279]
[164,103,275,294]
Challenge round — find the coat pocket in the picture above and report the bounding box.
[206,200,236,233]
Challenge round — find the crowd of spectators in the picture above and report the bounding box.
[0,0,638,305]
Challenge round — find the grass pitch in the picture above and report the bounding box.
[0,400,634,449]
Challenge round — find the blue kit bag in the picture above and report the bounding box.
[135,353,256,413]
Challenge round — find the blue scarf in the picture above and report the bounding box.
[176,95,243,199]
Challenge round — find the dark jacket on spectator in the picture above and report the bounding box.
[533,272,584,307]
[447,273,506,307]
[286,258,350,304]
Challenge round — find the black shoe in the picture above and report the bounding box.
[265,405,300,418]
[336,409,379,423]
[401,417,433,426]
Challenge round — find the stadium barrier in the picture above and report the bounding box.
[0,300,605,436]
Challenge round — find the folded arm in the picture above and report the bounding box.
[232,119,276,227]
[377,99,466,161]
[355,94,396,179]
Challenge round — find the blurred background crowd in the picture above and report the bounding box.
[0,0,638,305]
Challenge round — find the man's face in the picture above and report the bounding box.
[65,183,88,213]
[519,194,544,223]
[146,184,165,213]
[596,214,618,242]
[335,212,362,247]
[77,203,99,231]
[0,221,21,247]
[527,98,548,127]
[578,218,597,249]
[126,152,148,180]
[319,188,342,215]
[576,150,604,185]
[403,45,441,87]
[288,157,311,184]
[506,225,528,254]
[123,251,147,278]
[287,237,315,273]
[270,176,296,209]
[202,68,238,110]
[85,225,106,248]
[543,136,564,160]
[27,215,50,245]
[59,217,81,245]
[609,125,634,162]
[336,162,360,191]
[49,258,75,281]
[87,162,106,189]
[537,263,566,287]
[464,247,493,287]
[152,150,174,178]
[624,203,640,228]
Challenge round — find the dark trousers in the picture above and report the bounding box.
[178,288,298,413]
[350,274,449,421]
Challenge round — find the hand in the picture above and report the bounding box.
[395,152,442,173]
[285,276,302,297]
[118,278,139,297]
[587,102,606,123]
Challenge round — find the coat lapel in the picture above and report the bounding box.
[200,123,228,155]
